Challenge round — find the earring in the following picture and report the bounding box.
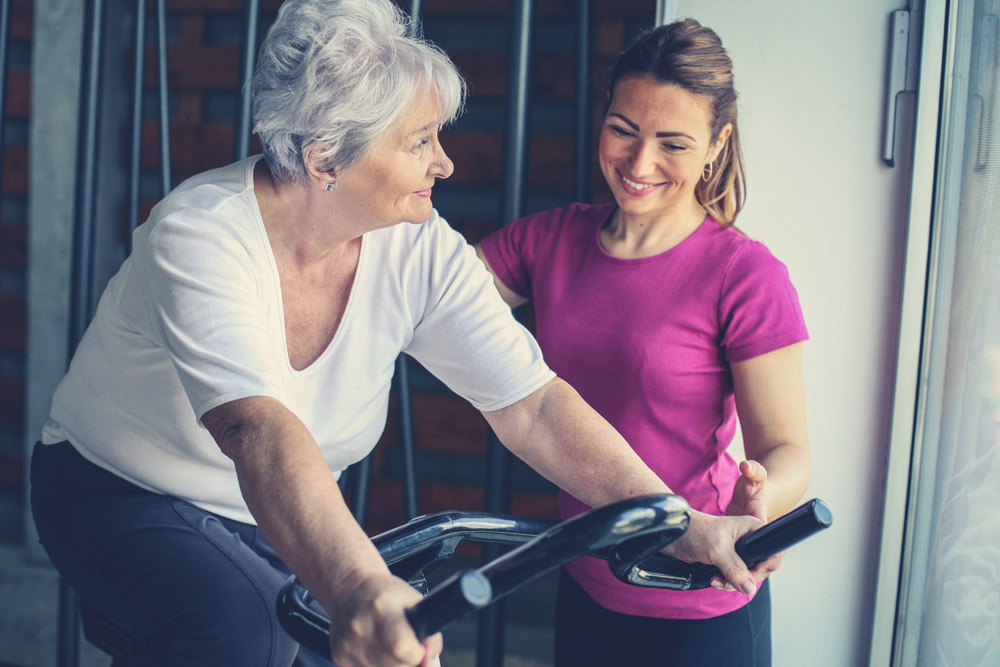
[325,181,336,192]
[702,161,714,182]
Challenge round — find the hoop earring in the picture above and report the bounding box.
[702,162,714,182]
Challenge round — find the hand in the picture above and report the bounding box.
[717,460,785,590]
[325,572,443,667]
[662,511,762,596]
[726,459,769,523]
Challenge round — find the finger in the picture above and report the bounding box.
[718,557,756,595]
[710,576,736,592]
[750,551,786,577]
[739,459,768,484]
[715,532,758,596]
[421,637,443,667]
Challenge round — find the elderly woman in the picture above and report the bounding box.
[30,2,763,666]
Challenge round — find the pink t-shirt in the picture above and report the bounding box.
[479,203,809,619]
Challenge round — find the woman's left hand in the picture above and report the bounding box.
[712,459,785,590]
[726,459,769,523]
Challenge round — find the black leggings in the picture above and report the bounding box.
[30,441,331,667]
[554,570,771,667]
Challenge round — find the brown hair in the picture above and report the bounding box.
[608,19,745,226]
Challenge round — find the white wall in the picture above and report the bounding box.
[675,2,919,665]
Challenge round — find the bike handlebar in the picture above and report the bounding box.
[277,494,690,650]
[276,497,832,653]
[618,498,833,589]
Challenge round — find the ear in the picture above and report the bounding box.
[709,122,733,162]
[302,143,338,189]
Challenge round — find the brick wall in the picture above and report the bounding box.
[0,0,656,539]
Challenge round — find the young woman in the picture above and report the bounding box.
[477,20,812,667]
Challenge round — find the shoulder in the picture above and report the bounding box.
[145,159,260,245]
[514,202,613,234]
[699,222,792,284]
[490,202,613,253]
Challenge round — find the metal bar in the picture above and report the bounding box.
[350,453,373,528]
[61,1,107,662]
[478,3,535,665]
[126,0,147,238]
[407,0,423,34]
[396,356,419,519]
[156,0,171,194]
[392,0,426,524]
[573,0,593,203]
[0,0,12,184]
[883,10,912,167]
[234,0,259,161]
[655,0,677,26]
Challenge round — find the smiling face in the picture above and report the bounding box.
[334,86,454,229]
[599,75,730,226]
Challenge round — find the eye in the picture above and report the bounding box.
[409,138,430,153]
[608,125,634,138]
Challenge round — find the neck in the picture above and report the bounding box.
[602,198,707,259]
[254,161,359,266]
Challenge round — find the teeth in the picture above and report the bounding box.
[622,175,656,190]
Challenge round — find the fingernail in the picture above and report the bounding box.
[741,581,756,595]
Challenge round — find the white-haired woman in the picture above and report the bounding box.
[30,2,765,666]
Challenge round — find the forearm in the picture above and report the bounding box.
[483,377,670,508]
[206,397,388,610]
[749,441,812,519]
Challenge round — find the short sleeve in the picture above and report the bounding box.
[477,214,544,299]
[138,209,288,420]
[405,217,555,412]
[719,240,809,363]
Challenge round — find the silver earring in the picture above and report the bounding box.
[325,182,336,192]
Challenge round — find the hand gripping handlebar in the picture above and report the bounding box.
[276,496,833,654]
[277,494,690,652]
[618,498,833,590]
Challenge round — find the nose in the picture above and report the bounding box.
[431,138,454,180]
[628,140,657,177]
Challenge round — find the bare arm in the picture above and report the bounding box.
[729,343,812,522]
[202,396,439,667]
[716,343,811,588]
[474,244,528,309]
[483,377,763,595]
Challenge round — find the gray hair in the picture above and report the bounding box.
[252,0,466,182]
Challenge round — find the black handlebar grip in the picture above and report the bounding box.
[404,569,492,640]
[736,498,833,563]
[687,498,833,588]
[622,498,833,590]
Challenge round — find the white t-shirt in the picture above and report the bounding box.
[42,157,554,524]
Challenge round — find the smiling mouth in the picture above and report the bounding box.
[618,171,663,193]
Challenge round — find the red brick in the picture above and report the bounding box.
[0,146,28,194]
[0,225,26,266]
[0,296,26,350]
[3,70,30,117]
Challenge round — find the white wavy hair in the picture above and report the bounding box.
[252,0,466,182]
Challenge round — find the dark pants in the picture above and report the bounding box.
[554,569,772,667]
[30,441,331,667]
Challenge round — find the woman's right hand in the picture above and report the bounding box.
[661,510,762,596]
[325,571,443,667]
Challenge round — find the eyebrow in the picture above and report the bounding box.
[608,113,696,142]
[406,121,439,139]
